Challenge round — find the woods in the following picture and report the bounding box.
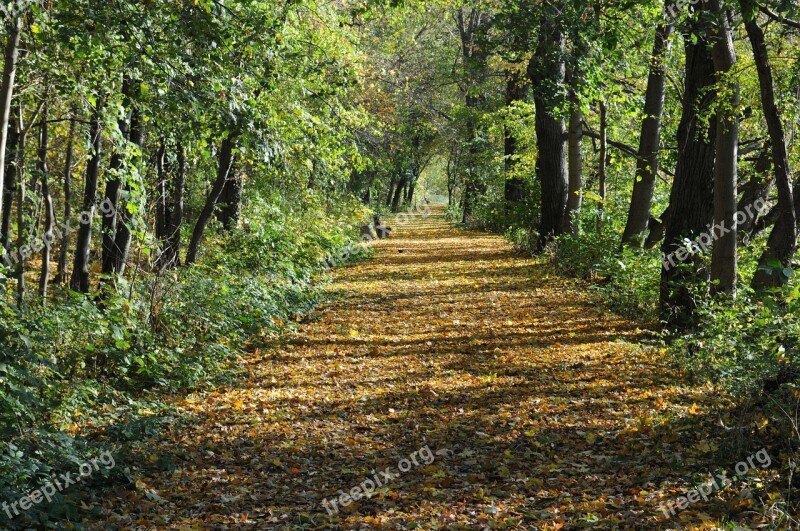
[2,0,800,527]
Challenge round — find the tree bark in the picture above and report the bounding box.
[457,8,489,225]
[38,102,53,299]
[101,79,132,275]
[737,146,772,236]
[70,107,102,293]
[385,176,396,208]
[391,174,406,212]
[215,157,242,231]
[55,112,76,284]
[741,0,798,290]
[110,102,144,276]
[598,100,608,222]
[709,1,739,296]
[155,142,168,246]
[164,141,186,269]
[660,17,717,328]
[0,18,20,222]
[185,133,238,265]
[14,105,26,304]
[529,21,568,251]
[562,102,583,236]
[1,107,18,252]
[622,7,675,246]
[405,173,417,206]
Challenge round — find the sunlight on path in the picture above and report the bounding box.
[100,208,736,529]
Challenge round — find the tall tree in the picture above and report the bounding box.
[741,0,798,290]
[456,7,490,225]
[1,107,18,252]
[55,112,76,284]
[70,107,102,294]
[709,0,739,296]
[660,8,718,327]
[0,17,21,222]
[101,79,133,276]
[562,88,582,236]
[38,101,54,299]
[186,132,239,266]
[622,3,675,246]
[528,7,568,251]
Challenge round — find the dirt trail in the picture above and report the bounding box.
[100,207,743,529]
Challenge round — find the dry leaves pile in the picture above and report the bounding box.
[92,208,779,529]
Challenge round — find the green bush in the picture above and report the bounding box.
[672,283,800,395]
[552,220,661,322]
[0,190,368,527]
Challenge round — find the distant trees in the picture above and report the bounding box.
[347,0,800,330]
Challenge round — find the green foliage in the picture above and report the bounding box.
[553,220,661,322]
[672,283,800,395]
[0,187,365,526]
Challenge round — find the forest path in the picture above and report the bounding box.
[101,207,743,529]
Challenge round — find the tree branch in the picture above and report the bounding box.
[759,4,800,29]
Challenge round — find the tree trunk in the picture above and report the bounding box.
[185,133,238,266]
[14,105,26,304]
[215,157,242,231]
[461,112,486,225]
[457,8,489,225]
[1,107,18,252]
[110,103,144,276]
[737,146,772,237]
[622,8,675,246]
[562,103,583,236]
[461,168,475,224]
[70,107,102,293]
[38,102,53,299]
[529,23,568,251]
[385,177,396,208]
[660,20,717,328]
[101,79,132,275]
[405,174,417,206]
[155,142,168,245]
[598,100,608,222]
[391,175,406,212]
[741,0,798,290]
[164,141,186,269]
[0,18,20,222]
[709,0,739,296]
[55,112,76,284]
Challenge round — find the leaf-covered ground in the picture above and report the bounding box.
[94,208,782,529]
